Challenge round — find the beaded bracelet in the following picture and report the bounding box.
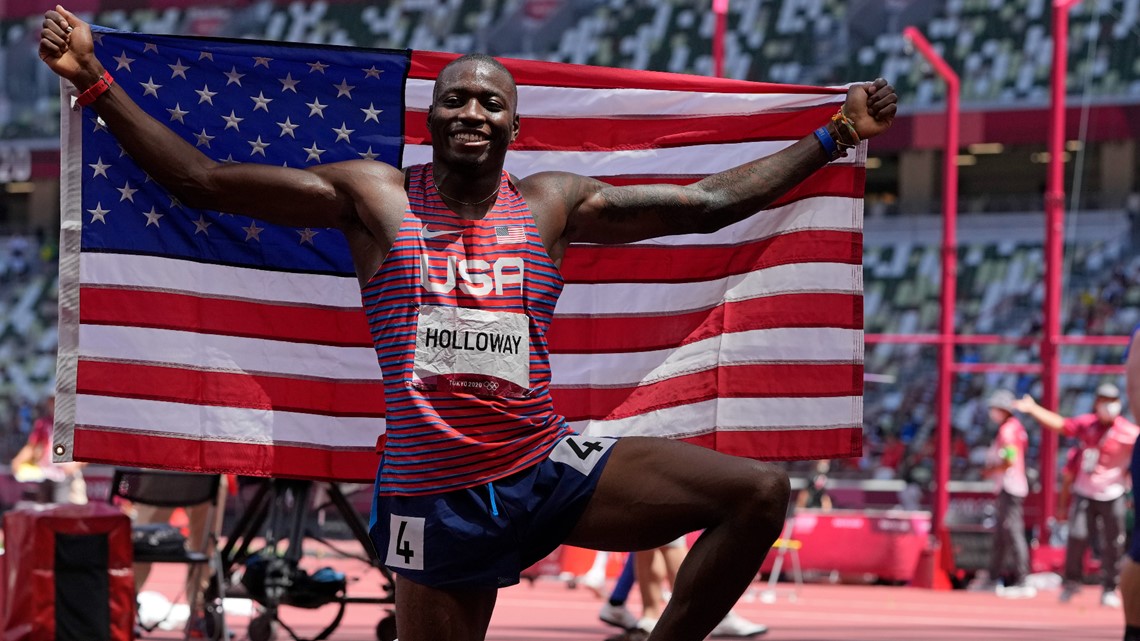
[76,71,114,108]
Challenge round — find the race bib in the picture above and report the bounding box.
[1081,447,1100,474]
[412,304,531,397]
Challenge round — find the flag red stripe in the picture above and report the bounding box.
[74,430,380,482]
[77,360,386,416]
[404,106,839,150]
[679,427,862,462]
[408,50,847,95]
[548,293,861,354]
[80,287,373,347]
[561,229,861,284]
[553,363,863,422]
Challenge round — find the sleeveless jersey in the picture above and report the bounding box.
[362,163,572,496]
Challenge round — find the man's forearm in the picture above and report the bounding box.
[690,124,840,233]
[1025,405,1065,432]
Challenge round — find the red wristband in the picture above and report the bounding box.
[76,71,114,107]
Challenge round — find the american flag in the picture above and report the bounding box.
[56,30,865,482]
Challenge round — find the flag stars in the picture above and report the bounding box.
[193,215,212,235]
[224,67,245,86]
[250,92,273,112]
[279,73,300,93]
[198,51,214,61]
[358,147,379,161]
[91,116,108,133]
[143,207,163,228]
[140,77,162,98]
[307,61,328,74]
[277,117,299,138]
[248,136,270,157]
[167,103,190,123]
[143,43,159,53]
[253,57,272,68]
[196,84,218,105]
[88,203,110,224]
[169,195,183,209]
[88,157,111,178]
[140,207,163,226]
[221,154,239,165]
[222,110,244,131]
[333,79,355,98]
[306,97,327,118]
[332,123,354,143]
[117,182,138,202]
[195,129,215,148]
[168,59,189,79]
[362,65,383,79]
[242,221,264,241]
[360,103,382,123]
[91,33,105,45]
[303,142,326,162]
[297,228,319,245]
[113,51,134,71]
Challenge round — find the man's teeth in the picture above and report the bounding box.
[455,133,485,143]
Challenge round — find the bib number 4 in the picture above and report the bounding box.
[550,435,616,476]
[387,515,425,570]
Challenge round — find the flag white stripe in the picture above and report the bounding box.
[78,325,383,380]
[81,257,856,320]
[78,196,860,310]
[572,396,863,438]
[402,141,862,174]
[75,394,383,448]
[80,253,362,308]
[405,79,844,117]
[76,324,857,389]
[556,263,861,316]
[550,327,862,388]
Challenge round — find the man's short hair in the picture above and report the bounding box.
[432,53,517,105]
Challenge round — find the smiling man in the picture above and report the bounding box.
[40,7,897,641]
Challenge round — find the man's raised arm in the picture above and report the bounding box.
[40,6,396,229]
[541,79,896,246]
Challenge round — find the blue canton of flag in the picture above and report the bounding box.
[79,29,410,275]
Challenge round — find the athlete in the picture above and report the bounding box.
[39,7,897,640]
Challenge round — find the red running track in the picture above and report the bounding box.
[136,548,1123,641]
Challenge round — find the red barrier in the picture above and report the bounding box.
[2,502,135,641]
[759,509,932,583]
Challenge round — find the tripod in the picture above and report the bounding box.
[214,479,396,641]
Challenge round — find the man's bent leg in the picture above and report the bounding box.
[565,437,790,641]
[393,574,497,641]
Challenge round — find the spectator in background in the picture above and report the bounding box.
[877,433,906,480]
[795,460,833,511]
[981,390,1034,598]
[1016,384,1139,607]
[9,395,86,504]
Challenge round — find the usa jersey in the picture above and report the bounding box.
[362,164,572,496]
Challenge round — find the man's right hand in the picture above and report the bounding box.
[40,5,104,88]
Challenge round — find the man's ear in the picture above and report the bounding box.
[511,114,520,142]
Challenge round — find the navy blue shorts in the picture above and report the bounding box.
[369,434,618,590]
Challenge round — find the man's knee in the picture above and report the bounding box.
[734,462,791,525]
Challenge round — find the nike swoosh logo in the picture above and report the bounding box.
[421,227,463,240]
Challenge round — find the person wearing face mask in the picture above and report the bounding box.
[1015,384,1140,607]
[982,390,1034,598]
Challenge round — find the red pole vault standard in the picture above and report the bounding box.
[903,26,958,586]
[713,0,728,78]
[1041,0,1080,542]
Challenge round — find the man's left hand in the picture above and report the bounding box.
[845,78,897,140]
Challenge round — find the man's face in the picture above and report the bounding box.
[428,61,519,169]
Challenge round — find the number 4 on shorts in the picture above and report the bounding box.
[387,515,425,570]
[551,435,615,475]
